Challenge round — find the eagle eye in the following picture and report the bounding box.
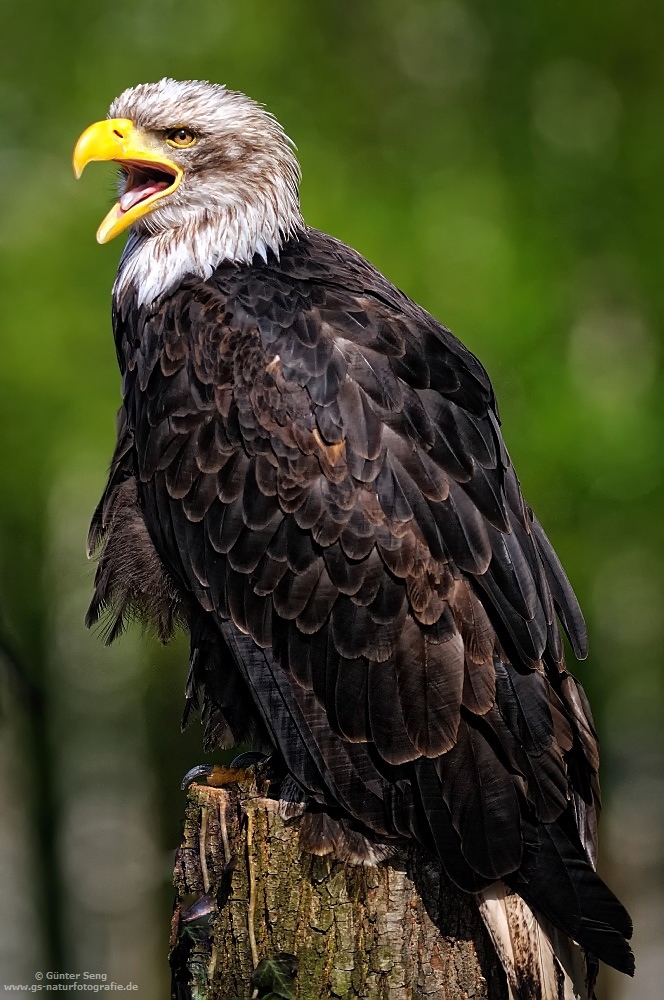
[165,128,197,149]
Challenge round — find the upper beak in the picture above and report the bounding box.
[73,118,182,243]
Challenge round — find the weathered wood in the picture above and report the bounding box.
[170,781,508,1000]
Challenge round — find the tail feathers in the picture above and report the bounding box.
[478,882,590,1000]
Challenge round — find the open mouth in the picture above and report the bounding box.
[73,119,185,243]
[118,160,179,215]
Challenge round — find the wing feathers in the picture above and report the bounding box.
[396,616,465,756]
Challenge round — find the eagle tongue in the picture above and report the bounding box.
[120,180,169,213]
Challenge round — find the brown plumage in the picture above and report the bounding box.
[75,78,633,999]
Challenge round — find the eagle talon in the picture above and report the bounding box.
[181,763,214,790]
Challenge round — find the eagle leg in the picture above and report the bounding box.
[181,753,270,792]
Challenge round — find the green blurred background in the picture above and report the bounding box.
[0,1,661,996]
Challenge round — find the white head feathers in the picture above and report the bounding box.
[111,78,304,307]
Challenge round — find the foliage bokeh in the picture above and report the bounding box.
[0,1,662,996]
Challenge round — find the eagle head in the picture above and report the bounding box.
[73,79,303,276]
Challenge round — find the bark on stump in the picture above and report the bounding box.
[170,781,508,1000]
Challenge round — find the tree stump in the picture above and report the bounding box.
[170,781,508,1000]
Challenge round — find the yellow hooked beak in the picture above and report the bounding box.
[73,118,183,243]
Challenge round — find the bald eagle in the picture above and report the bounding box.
[74,79,633,998]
